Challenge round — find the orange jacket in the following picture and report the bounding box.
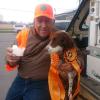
[6,28,29,71]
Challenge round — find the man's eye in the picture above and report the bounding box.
[36,19,42,23]
[46,20,50,23]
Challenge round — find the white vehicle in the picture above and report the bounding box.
[13,24,26,33]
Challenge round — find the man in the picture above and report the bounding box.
[5,3,84,100]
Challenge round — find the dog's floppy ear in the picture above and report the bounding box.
[49,32,54,40]
[49,28,58,40]
[61,32,74,50]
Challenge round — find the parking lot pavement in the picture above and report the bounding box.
[0,32,17,100]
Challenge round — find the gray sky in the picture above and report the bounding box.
[0,0,79,23]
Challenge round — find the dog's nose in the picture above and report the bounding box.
[46,44,63,54]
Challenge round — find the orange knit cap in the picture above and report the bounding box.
[34,3,55,19]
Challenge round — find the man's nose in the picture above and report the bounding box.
[41,21,47,27]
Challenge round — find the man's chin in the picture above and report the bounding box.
[40,32,49,37]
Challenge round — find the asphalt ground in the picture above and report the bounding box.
[0,32,17,100]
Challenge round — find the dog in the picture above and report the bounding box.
[47,31,77,100]
[47,31,74,53]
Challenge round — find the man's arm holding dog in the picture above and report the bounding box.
[58,47,84,80]
[58,33,84,78]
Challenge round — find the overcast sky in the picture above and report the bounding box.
[0,0,79,23]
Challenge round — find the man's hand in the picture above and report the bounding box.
[6,47,21,67]
[58,62,76,80]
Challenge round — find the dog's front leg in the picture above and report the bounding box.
[68,70,76,100]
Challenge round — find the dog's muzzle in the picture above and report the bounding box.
[46,45,63,53]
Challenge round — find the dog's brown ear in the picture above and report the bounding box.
[49,32,54,40]
[62,32,75,50]
[49,28,59,40]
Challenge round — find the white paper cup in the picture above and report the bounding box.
[12,45,25,56]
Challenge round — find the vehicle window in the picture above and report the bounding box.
[79,14,89,31]
[55,22,70,30]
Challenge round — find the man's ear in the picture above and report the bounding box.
[52,19,55,24]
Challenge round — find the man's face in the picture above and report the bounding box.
[34,16,55,38]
